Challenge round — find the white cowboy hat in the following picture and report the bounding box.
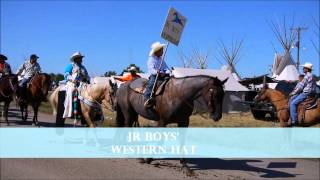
[70,52,85,61]
[128,66,137,71]
[149,42,166,56]
[300,62,313,70]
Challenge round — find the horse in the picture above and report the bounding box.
[19,73,52,126]
[49,78,116,127]
[115,75,228,175]
[0,75,18,125]
[255,85,320,127]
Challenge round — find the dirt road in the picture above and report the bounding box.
[0,108,319,180]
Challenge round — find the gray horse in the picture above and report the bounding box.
[115,75,228,175]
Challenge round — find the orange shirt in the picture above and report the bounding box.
[0,63,4,72]
[117,73,141,82]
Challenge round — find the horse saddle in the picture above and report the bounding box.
[297,96,318,122]
[129,77,169,96]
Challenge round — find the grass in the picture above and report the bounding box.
[39,101,53,114]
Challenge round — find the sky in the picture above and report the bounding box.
[1,0,319,77]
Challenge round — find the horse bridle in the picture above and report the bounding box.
[79,82,115,112]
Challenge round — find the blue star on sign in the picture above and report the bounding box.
[172,12,183,26]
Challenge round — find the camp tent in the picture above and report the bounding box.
[275,64,299,81]
[272,52,296,76]
[172,67,249,113]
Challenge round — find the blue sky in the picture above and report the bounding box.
[1,0,319,77]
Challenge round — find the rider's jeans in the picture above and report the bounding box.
[289,92,308,123]
[19,78,30,87]
[144,74,157,100]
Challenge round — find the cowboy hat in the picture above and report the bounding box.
[30,54,39,60]
[149,42,166,56]
[0,54,8,60]
[128,66,137,72]
[300,62,313,70]
[70,52,85,61]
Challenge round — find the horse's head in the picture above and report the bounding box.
[255,84,270,102]
[105,79,118,111]
[9,74,19,93]
[34,73,52,99]
[0,74,19,95]
[203,77,228,121]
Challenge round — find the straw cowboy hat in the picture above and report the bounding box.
[70,52,85,61]
[149,42,166,56]
[300,62,313,70]
[0,54,8,61]
[128,66,137,72]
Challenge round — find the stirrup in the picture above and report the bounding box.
[144,98,155,109]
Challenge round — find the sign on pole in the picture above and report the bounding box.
[161,8,187,46]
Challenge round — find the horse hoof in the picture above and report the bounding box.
[153,162,160,167]
[145,158,153,164]
[181,166,195,177]
[137,158,146,163]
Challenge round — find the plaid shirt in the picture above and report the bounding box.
[291,72,316,95]
[16,60,41,79]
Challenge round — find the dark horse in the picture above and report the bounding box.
[0,75,18,125]
[19,73,52,126]
[116,75,227,175]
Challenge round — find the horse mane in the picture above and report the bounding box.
[274,81,297,96]
[267,87,288,98]
[172,75,222,84]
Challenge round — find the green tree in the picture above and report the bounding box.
[49,73,65,84]
[104,71,117,77]
[121,63,144,75]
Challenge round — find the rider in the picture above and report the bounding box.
[289,62,317,126]
[143,41,170,109]
[16,54,42,102]
[114,66,141,82]
[63,52,90,118]
[0,54,12,77]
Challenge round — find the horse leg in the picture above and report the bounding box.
[20,104,25,121]
[24,104,28,121]
[82,107,94,128]
[33,104,40,127]
[178,118,194,176]
[32,103,37,126]
[4,100,10,125]
[140,117,168,165]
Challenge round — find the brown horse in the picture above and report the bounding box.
[115,75,227,175]
[0,75,18,125]
[255,85,320,127]
[19,73,52,126]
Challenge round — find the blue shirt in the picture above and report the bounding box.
[64,63,89,82]
[147,55,170,75]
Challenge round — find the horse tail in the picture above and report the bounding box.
[116,103,125,127]
[49,86,60,116]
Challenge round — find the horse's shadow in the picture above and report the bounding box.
[187,158,299,178]
[153,158,299,178]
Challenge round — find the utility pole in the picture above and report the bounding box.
[291,27,308,69]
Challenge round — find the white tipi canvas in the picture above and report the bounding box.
[275,64,299,81]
